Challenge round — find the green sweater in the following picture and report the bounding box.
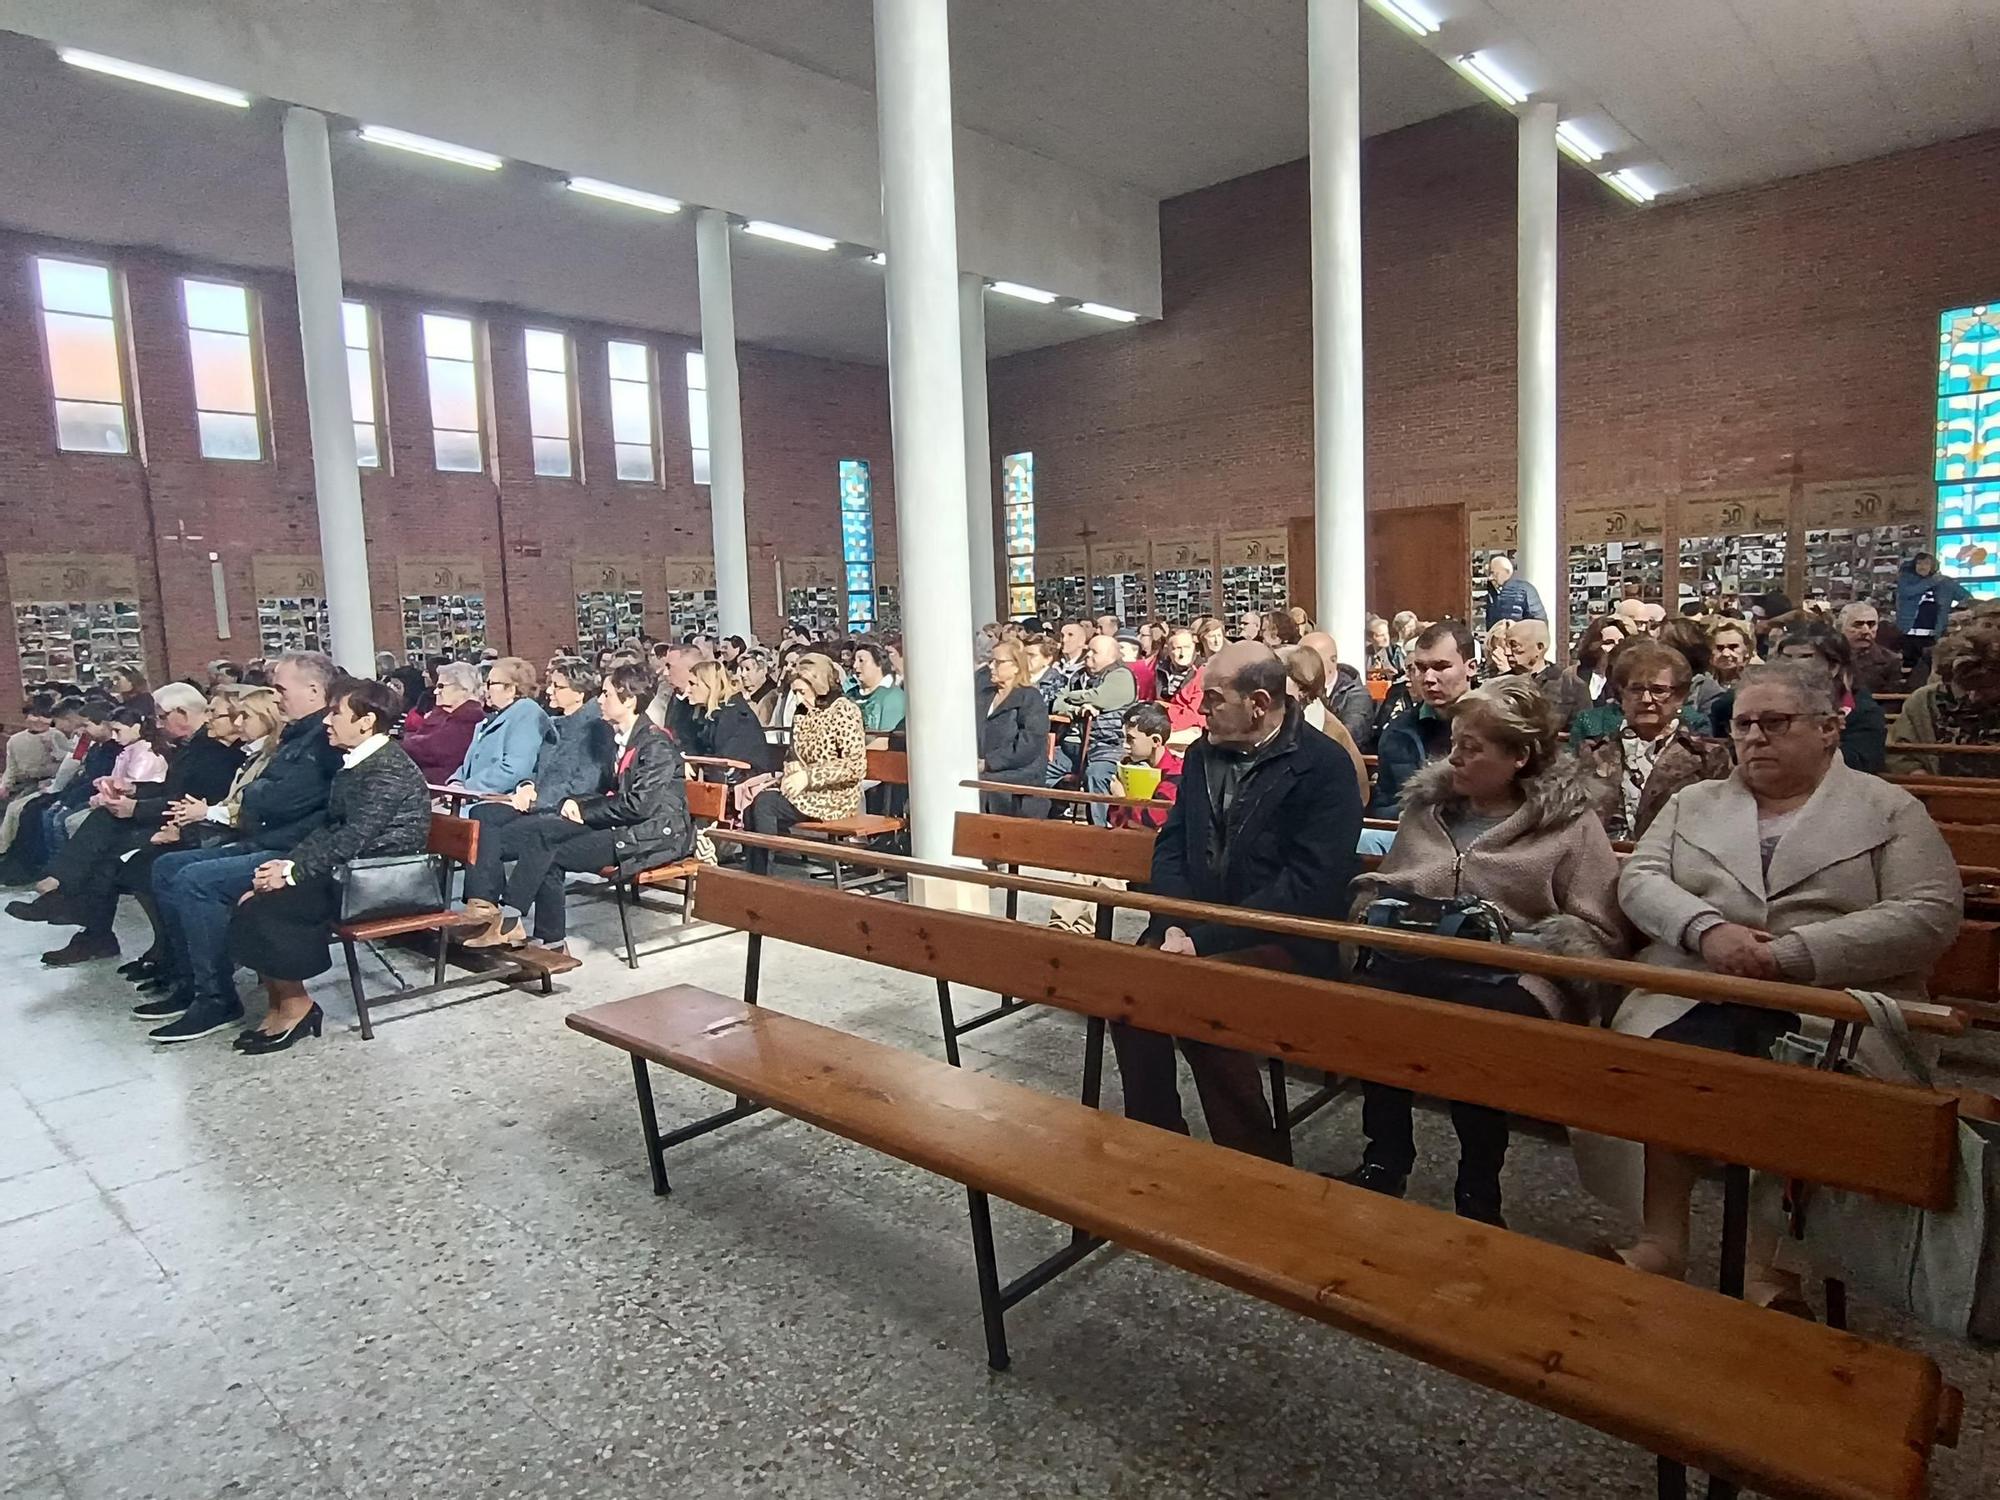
[850,681,907,733]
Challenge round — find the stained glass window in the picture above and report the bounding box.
[1002,452,1036,619]
[839,459,876,629]
[1937,304,2000,598]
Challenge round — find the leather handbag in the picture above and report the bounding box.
[332,852,445,925]
[1765,989,1999,1343]
[1354,886,1518,1000]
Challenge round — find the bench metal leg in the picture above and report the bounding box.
[342,936,374,1041]
[1657,1457,1688,1500]
[744,932,763,1005]
[965,1188,1010,1371]
[1080,1016,1104,1110]
[937,980,963,1067]
[1825,1277,1848,1330]
[614,879,638,969]
[631,1056,670,1196]
[1697,1163,1754,1500]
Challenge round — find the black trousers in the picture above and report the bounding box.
[1356,969,1543,1184]
[746,790,808,874]
[1110,1022,1289,1163]
[500,820,620,943]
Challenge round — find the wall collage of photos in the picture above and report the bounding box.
[572,559,646,654]
[9,555,144,688]
[398,559,488,663]
[253,556,331,657]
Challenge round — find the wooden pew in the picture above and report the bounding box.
[793,748,909,875]
[594,778,732,969]
[570,869,1961,1500]
[336,813,571,1039]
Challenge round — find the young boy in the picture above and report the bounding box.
[1109,703,1182,832]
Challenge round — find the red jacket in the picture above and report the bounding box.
[1127,656,1158,702]
[1111,747,1183,831]
[1164,665,1206,734]
[401,698,484,785]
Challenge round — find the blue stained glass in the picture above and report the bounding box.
[1937,305,2000,481]
[1938,482,2000,532]
[1939,530,2000,580]
[846,592,875,626]
[846,563,874,593]
[1938,307,2000,396]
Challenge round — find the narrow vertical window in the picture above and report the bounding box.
[34,257,130,454]
[684,350,711,485]
[1002,453,1036,618]
[608,340,658,483]
[423,313,484,472]
[839,460,876,629]
[342,301,384,469]
[1936,303,2000,600]
[524,328,577,478]
[181,277,263,460]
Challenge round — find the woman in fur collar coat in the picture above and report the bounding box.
[1338,678,1631,1226]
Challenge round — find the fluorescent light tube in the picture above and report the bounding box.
[1603,168,1658,204]
[58,48,250,107]
[1076,303,1139,323]
[1555,121,1604,164]
[866,252,886,266]
[359,125,503,170]
[742,221,838,251]
[1368,0,1440,37]
[990,281,1057,305]
[566,177,681,214]
[1455,52,1529,107]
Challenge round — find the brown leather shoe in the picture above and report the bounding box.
[462,920,526,950]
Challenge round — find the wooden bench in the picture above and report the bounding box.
[571,869,1962,1500]
[336,813,568,1039]
[792,747,909,887]
[595,778,730,968]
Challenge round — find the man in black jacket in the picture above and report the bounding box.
[471,663,692,950]
[1113,642,1362,1162]
[143,653,343,1042]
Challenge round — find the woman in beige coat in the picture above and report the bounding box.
[1606,659,1962,1300]
[1338,677,1631,1226]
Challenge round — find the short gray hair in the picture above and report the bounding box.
[153,681,206,717]
[273,651,337,692]
[435,662,482,694]
[1735,659,1835,717]
[1835,601,1879,628]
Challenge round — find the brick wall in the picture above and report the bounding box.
[987,108,2000,626]
[0,228,894,706]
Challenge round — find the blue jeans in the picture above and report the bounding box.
[1046,741,1120,827]
[154,847,265,1008]
[1356,826,1397,856]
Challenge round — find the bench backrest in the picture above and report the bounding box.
[428,812,478,865]
[1939,821,2000,869]
[1934,920,2000,1005]
[868,747,909,785]
[953,811,1154,883]
[692,867,1957,1207]
[1902,783,2000,825]
[685,777,729,822]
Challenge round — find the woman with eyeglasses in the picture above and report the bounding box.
[1568,640,1731,841]
[1599,659,1962,1310]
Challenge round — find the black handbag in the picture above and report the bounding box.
[332,853,445,924]
[1354,886,1518,1000]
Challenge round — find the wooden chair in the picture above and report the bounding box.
[596,778,732,968]
[571,868,1963,1500]
[791,747,909,886]
[335,813,560,1039]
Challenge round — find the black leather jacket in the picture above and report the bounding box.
[577,722,694,877]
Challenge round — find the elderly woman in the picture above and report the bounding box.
[1548,615,1627,732]
[975,639,1050,817]
[1340,678,1629,1225]
[1480,621,1515,680]
[402,662,484,783]
[745,653,866,857]
[1570,641,1733,841]
[448,657,555,794]
[1686,616,1752,720]
[228,679,432,1053]
[1888,613,2000,777]
[1607,660,1963,1297]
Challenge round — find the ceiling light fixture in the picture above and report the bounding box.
[57,48,250,107]
[867,252,886,266]
[565,177,681,214]
[1603,167,1658,204]
[742,221,838,251]
[1076,303,1139,323]
[358,124,503,170]
[1554,121,1605,164]
[1367,0,1440,37]
[1454,52,1529,108]
[989,281,1058,305]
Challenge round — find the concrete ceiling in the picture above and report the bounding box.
[637,0,1478,197]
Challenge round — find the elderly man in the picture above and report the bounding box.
[1482,554,1547,628]
[1504,618,1565,696]
[1114,642,1362,1162]
[1301,630,1377,750]
[1838,601,1905,696]
[646,644,703,749]
[1614,597,1666,637]
[1048,633,1137,826]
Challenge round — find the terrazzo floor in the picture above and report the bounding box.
[1,879,1995,1499]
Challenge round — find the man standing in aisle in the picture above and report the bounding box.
[1482,554,1547,628]
[1112,642,1361,1162]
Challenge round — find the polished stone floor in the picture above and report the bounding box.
[2,885,1996,1499]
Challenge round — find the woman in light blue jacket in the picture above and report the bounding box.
[450,657,555,793]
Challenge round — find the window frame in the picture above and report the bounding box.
[179,275,269,463]
[342,299,388,472]
[607,338,661,486]
[684,349,711,487]
[31,254,136,458]
[523,326,581,481]
[421,310,488,475]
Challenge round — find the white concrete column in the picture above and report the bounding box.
[874,0,979,868]
[696,208,754,639]
[959,273,999,625]
[280,107,375,670]
[1308,0,1366,654]
[1517,101,1560,614]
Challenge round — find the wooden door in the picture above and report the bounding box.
[1286,516,1317,617]
[1368,504,1468,624]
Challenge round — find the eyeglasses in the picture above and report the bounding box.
[1729,712,1818,739]
[1624,681,1683,702]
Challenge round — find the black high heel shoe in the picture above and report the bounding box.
[239,1003,323,1055]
